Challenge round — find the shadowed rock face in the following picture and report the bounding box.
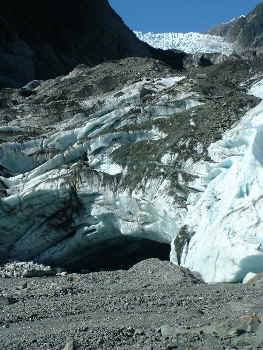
[0,0,187,88]
[0,0,153,87]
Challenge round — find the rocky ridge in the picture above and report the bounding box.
[206,2,263,52]
[205,16,245,40]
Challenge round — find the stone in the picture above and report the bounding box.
[57,271,68,277]
[134,329,145,336]
[196,73,208,79]
[22,80,41,90]
[161,325,177,337]
[254,322,263,346]
[166,344,179,350]
[17,282,28,290]
[63,339,75,350]
[55,267,67,274]
[0,296,16,306]
[19,88,36,97]
[243,272,257,284]
[245,272,263,285]
[239,315,261,333]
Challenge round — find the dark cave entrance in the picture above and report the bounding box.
[67,237,171,272]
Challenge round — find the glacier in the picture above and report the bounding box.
[134,31,233,55]
[0,56,262,282]
[172,78,263,282]
[0,63,198,270]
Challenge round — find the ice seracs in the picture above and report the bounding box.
[1,56,262,282]
[171,77,263,283]
[0,70,194,269]
[134,31,233,55]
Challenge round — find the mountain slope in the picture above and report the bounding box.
[205,16,245,38]
[230,2,263,49]
[206,2,263,51]
[0,0,152,87]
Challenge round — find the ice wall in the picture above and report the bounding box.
[135,31,233,55]
[173,78,263,282]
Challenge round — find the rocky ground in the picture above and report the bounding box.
[0,259,263,349]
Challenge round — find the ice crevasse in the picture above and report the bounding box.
[134,31,233,56]
[172,78,263,283]
[2,71,263,282]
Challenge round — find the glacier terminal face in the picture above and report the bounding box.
[173,77,263,282]
[0,58,196,270]
[0,55,261,279]
[134,31,233,56]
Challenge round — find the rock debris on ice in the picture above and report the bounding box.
[172,78,263,282]
[0,57,262,282]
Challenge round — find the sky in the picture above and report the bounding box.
[109,0,262,33]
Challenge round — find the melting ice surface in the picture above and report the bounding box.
[0,75,195,268]
[2,67,263,282]
[171,78,263,282]
[134,31,233,55]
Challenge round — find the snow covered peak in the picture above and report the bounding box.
[222,15,245,25]
[134,31,233,55]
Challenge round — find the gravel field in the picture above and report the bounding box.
[0,259,263,349]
